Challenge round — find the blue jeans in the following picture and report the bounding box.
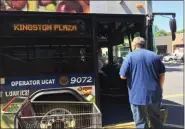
[130,103,163,129]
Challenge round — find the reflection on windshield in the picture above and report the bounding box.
[1,44,94,77]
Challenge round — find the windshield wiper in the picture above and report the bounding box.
[0,53,33,64]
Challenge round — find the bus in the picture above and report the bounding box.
[0,1,176,128]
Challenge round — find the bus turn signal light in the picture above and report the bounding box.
[136,4,143,8]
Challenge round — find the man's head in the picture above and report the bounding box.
[131,37,145,50]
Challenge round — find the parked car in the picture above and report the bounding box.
[182,55,184,61]
[163,53,178,62]
[177,54,184,63]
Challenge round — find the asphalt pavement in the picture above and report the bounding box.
[162,62,184,128]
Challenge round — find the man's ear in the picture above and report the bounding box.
[132,45,136,51]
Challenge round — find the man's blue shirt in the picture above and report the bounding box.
[119,49,165,105]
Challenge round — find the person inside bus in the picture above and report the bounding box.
[98,48,109,91]
[119,37,165,129]
[98,48,106,74]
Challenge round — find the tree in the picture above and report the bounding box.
[154,25,168,36]
[177,29,184,33]
[154,25,159,33]
[155,29,168,36]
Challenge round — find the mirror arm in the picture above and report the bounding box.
[152,13,176,18]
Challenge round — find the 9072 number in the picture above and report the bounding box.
[70,77,93,84]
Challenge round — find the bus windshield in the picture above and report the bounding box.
[0,38,94,77]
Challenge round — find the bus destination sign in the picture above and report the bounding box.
[13,24,78,32]
[1,17,90,37]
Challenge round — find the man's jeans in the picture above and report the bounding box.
[130,103,163,129]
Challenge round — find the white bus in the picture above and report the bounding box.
[0,1,176,128]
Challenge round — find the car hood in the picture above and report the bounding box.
[164,56,174,58]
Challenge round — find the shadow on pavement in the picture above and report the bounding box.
[162,99,184,128]
[164,62,184,67]
[165,67,183,72]
[164,62,184,72]
[100,95,132,126]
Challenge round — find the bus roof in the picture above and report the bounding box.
[0,11,147,17]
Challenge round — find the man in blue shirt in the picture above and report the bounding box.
[119,37,165,129]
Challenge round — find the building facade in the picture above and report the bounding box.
[154,33,184,55]
[172,33,184,56]
[154,35,172,54]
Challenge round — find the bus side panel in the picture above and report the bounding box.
[90,1,152,15]
[1,0,152,15]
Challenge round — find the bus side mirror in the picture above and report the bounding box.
[169,15,177,41]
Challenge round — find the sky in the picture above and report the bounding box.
[152,1,184,32]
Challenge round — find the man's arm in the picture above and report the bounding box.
[119,56,130,80]
[120,76,127,79]
[159,61,166,90]
[159,73,165,90]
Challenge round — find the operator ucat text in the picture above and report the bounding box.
[11,79,55,86]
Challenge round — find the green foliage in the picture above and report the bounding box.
[177,29,184,33]
[154,25,168,36]
[155,29,168,36]
[154,25,160,33]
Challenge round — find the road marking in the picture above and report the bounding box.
[105,122,134,127]
[162,94,184,107]
[114,122,134,126]
[164,124,184,128]
[163,94,184,99]
[162,103,184,107]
